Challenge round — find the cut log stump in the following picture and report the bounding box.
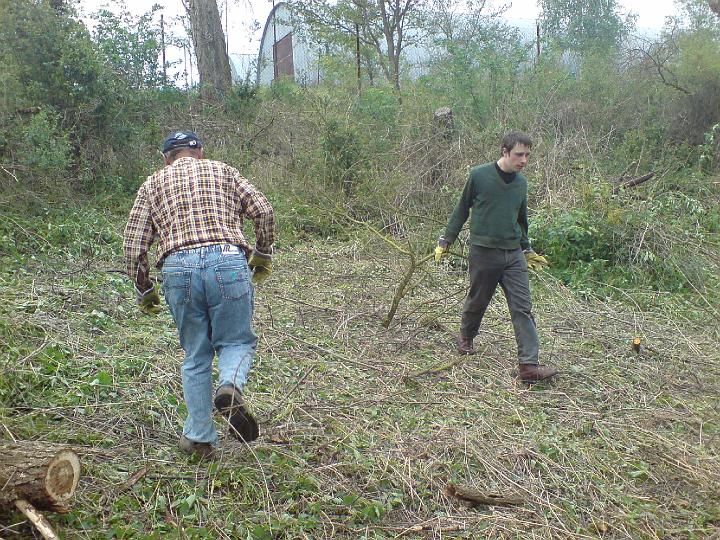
[0,442,81,513]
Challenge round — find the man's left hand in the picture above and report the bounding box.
[248,249,272,285]
[524,250,550,271]
[138,286,162,315]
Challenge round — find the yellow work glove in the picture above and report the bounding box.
[138,285,162,315]
[524,250,550,271]
[248,249,272,285]
[434,237,450,263]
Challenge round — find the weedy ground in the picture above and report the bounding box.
[0,192,718,539]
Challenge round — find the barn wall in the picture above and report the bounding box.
[257,3,319,85]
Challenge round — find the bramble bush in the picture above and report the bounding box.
[321,117,363,196]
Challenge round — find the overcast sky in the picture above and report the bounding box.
[504,0,678,29]
[80,0,681,57]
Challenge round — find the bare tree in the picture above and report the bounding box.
[184,0,232,97]
[292,0,424,92]
[357,0,421,92]
[628,27,690,95]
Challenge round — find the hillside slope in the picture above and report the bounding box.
[1,194,718,539]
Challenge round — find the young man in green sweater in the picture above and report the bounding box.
[435,131,558,383]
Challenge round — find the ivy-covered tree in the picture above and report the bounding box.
[93,6,165,90]
[0,0,103,111]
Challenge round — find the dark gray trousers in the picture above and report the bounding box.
[461,245,540,365]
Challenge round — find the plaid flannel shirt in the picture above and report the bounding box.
[123,157,275,294]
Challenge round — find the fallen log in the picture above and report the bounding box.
[0,442,81,513]
[612,172,655,194]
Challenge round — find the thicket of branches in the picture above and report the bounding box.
[0,0,718,298]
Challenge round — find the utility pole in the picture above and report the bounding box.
[355,22,361,94]
[183,44,189,88]
[161,13,167,85]
[188,45,193,87]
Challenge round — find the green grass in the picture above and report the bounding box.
[0,191,718,539]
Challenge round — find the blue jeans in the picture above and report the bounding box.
[161,244,257,444]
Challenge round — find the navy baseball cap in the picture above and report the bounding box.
[162,131,203,153]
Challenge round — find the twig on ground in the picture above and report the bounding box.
[405,347,488,379]
[14,500,59,540]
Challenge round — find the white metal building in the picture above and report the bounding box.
[256,2,320,86]
[253,4,542,86]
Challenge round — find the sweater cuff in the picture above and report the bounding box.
[441,234,456,245]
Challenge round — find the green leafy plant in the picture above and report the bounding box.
[19,110,72,179]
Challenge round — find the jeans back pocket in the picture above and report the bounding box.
[162,270,191,305]
[215,266,249,300]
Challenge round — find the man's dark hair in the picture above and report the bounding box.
[501,131,533,154]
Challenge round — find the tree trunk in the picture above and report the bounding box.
[428,107,454,187]
[0,442,81,513]
[378,0,401,92]
[187,0,232,98]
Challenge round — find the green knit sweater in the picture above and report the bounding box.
[443,162,531,250]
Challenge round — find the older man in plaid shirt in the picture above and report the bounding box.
[124,130,275,458]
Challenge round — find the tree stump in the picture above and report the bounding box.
[428,107,455,187]
[0,442,81,513]
[433,106,455,140]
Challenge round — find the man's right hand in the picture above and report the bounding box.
[138,286,162,315]
[434,237,450,263]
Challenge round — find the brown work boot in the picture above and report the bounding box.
[214,385,259,443]
[517,364,559,384]
[179,435,215,459]
[456,334,477,355]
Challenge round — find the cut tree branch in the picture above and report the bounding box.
[14,500,60,540]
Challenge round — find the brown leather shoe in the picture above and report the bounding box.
[179,435,215,459]
[214,385,259,442]
[456,334,477,355]
[518,364,559,383]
